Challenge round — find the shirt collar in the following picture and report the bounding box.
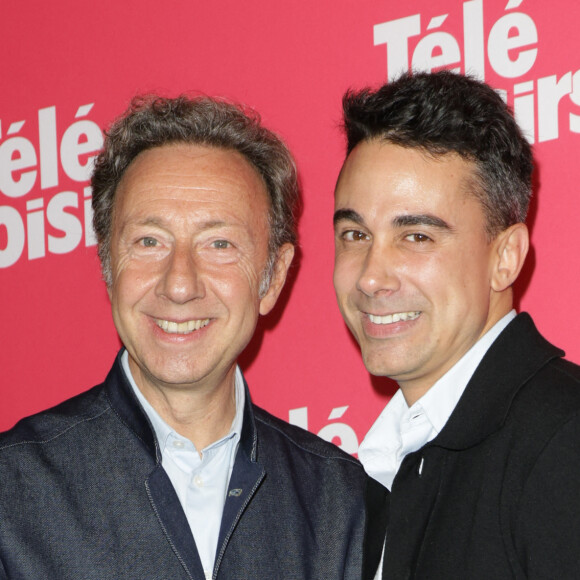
[418,310,516,433]
[121,350,245,454]
[359,310,516,489]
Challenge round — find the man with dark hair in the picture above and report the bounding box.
[0,95,374,580]
[333,71,580,578]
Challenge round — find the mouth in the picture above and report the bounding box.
[367,311,421,325]
[155,318,211,335]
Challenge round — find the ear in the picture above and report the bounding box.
[490,223,529,292]
[259,243,295,316]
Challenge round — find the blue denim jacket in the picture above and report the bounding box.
[0,351,374,579]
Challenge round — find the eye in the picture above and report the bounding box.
[342,230,369,242]
[140,237,158,247]
[211,239,232,249]
[404,233,432,243]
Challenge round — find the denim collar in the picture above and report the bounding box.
[104,349,258,465]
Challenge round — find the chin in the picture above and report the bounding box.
[361,349,403,379]
[361,355,388,377]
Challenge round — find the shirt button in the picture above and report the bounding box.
[172,440,185,449]
[193,475,204,487]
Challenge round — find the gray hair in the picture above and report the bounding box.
[91,95,299,293]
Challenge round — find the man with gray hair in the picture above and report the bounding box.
[0,95,376,579]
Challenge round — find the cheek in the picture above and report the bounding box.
[333,255,359,293]
[110,258,158,309]
[207,256,263,303]
[423,257,489,312]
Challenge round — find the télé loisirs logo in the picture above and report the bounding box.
[373,0,580,144]
[0,103,102,268]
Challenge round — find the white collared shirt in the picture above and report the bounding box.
[122,351,244,580]
[358,311,516,579]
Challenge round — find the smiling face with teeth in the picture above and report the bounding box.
[108,143,294,399]
[333,141,523,404]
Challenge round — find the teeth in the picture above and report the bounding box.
[155,318,210,334]
[368,312,420,325]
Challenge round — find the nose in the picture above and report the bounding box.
[156,244,205,304]
[356,242,401,297]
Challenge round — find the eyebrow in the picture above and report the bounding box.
[333,208,453,231]
[129,217,229,230]
[392,214,453,231]
[333,208,364,227]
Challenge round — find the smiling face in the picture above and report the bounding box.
[333,140,516,404]
[108,143,293,397]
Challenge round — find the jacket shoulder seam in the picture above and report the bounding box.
[0,406,111,452]
[253,409,361,466]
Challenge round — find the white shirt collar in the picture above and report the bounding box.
[121,350,245,454]
[418,309,516,433]
[359,310,516,490]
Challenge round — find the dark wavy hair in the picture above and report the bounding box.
[341,71,533,237]
[91,95,299,289]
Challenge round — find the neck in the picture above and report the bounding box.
[131,361,238,451]
[399,383,430,408]
[399,304,514,407]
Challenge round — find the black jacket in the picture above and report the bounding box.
[368,313,580,579]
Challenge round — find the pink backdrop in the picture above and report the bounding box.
[2,0,580,453]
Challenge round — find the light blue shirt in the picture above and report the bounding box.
[121,351,244,580]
